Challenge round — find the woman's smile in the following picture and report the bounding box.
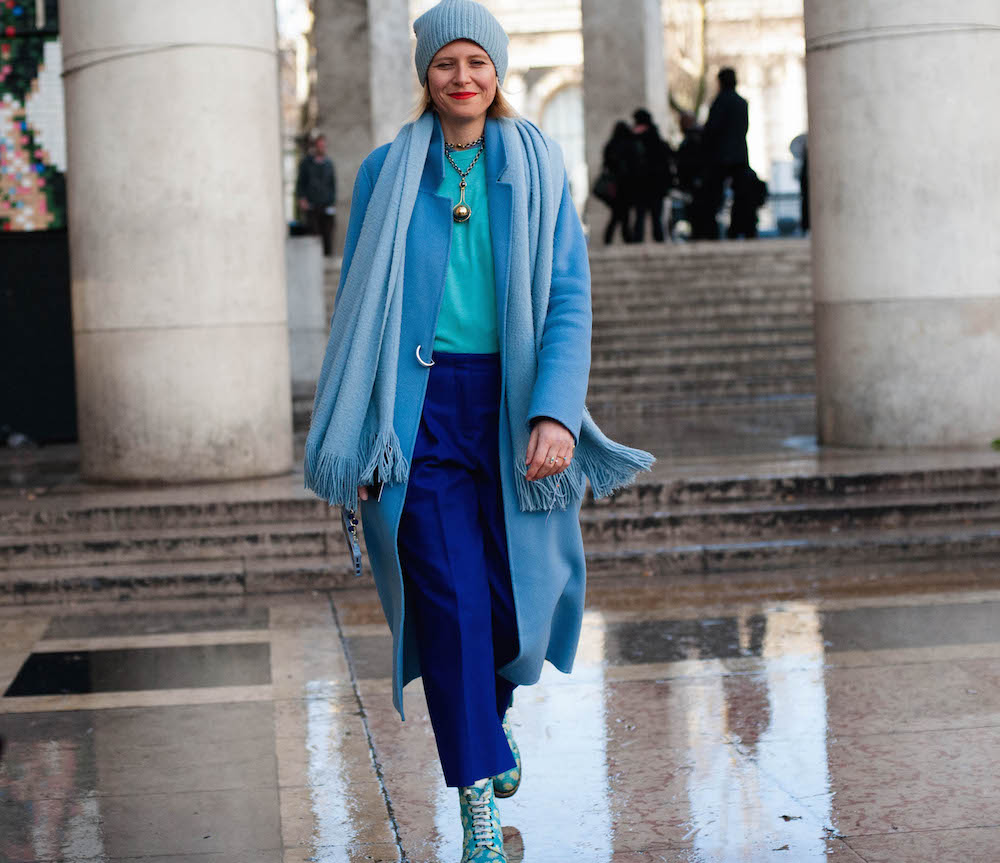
[449,92,478,100]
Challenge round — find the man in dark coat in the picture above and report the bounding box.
[296,133,337,256]
[701,68,754,239]
[629,108,674,243]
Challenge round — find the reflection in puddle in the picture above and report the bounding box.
[0,714,108,862]
[682,603,832,861]
[304,680,353,852]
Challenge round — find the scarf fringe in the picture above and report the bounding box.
[513,459,587,513]
[512,432,655,513]
[575,434,656,500]
[305,427,409,510]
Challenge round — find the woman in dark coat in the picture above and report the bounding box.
[630,108,674,242]
[601,121,635,244]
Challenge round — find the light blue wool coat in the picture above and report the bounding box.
[327,114,649,718]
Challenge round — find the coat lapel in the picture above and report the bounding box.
[486,118,513,356]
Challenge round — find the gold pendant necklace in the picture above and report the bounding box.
[445,137,485,223]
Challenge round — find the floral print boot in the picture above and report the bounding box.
[492,709,521,799]
[459,777,507,862]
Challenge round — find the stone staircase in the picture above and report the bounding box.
[3,452,1000,603]
[586,239,814,410]
[4,238,1000,603]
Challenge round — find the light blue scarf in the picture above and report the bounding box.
[305,111,653,511]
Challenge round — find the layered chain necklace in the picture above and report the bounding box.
[444,134,485,223]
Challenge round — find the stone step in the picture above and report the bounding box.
[592,301,813,323]
[593,287,812,304]
[584,523,1000,578]
[590,258,812,279]
[592,314,812,338]
[0,520,346,570]
[587,374,817,398]
[588,463,1000,510]
[577,489,1000,545]
[0,495,331,536]
[5,521,998,605]
[590,269,811,284]
[0,556,366,604]
[586,391,816,412]
[591,343,815,365]
[590,325,814,348]
[589,251,810,266]
[588,246,811,266]
[6,458,997,545]
[590,286,810,305]
[589,357,815,378]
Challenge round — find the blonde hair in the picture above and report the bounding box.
[410,81,518,123]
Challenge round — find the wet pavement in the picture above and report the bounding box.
[2,574,999,862]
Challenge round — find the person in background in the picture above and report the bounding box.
[790,132,809,234]
[601,121,636,244]
[296,133,337,256]
[728,166,767,238]
[702,67,750,240]
[675,110,716,240]
[630,108,674,243]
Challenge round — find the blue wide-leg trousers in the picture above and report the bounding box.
[397,351,519,788]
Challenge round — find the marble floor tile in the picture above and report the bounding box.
[821,660,1000,735]
[33,628,272,653]
[279,785,395,849]
[847,826,1000,863]
[283,845,400,863]
[765,726,1000,835]
[5,642,272,697]
[329,592,392,628]
[0,617,51,648]
[42,605,270,639]
[0,684,275,714]
[268,601,337,630]
[269,627,351,698]
[1,787,282,860]
[1,702,277,800]
[106,853,283,863]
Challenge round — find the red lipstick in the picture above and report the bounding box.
[448,92,477,100]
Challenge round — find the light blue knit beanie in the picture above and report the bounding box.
[413,0,509,87]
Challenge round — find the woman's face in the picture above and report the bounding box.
[426,40,497,125]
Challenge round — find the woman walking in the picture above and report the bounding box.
[305,1,653,859]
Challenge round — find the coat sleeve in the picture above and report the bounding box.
[333,160,375,308]
[526,176,593,444]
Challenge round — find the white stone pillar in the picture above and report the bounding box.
[805,1,1000,447]
[581,0,668,233]
[286,235,327,391]
[62,0,293,481]
[312,0,413,259]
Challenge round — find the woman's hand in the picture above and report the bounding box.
[358,485,370,501]
[525,418,574,481]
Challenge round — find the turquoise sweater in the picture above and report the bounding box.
[433,146,499,353]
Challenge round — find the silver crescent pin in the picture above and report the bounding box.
[416,345,435,367]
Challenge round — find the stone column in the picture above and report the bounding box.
[312,0,413,261]
[581,0,668,233]
[61,0,293,481]
[805,1,1000,447]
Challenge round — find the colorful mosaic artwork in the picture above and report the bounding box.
[0,0,65,231]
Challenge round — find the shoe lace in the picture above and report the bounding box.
[464,788,498,848]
